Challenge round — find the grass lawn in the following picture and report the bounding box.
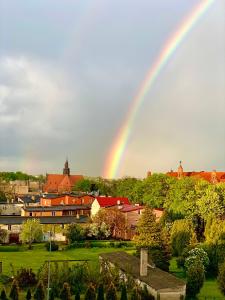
[170,257,225,299]
[0,243,135,276]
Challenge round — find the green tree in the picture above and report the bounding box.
[75,291,80,300]
[97,283,104,300]
[120,285,127,300]
[26,289,31,300]
[20,219,43,249]
[84,284,96,300]
[73,179,93,193]
[34,281,45,300]
[60,282,72,300]
[106,282,117,300]
[186,260,205,297]
[9,280,19,300]
[64,223,85,243]
[0,229,8,243]
[204,218,225,245]
[218,261,225,295]
[134,206,161,248]
[0,289,8,300]
[112,177,141,202]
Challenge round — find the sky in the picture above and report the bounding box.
[0,0,224,178]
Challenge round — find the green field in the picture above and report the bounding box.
[0,245,225,299]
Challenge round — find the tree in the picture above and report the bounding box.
[84,284,96,300]
[184,247,209,271]
[120,285,127,300]
[73,179,93,193]
[0,229,8,243]
[204,218,225,245]
[170,219,195,256]
[26,289,31,300]
[60,282,72,300]
[218,261,225,295]
[133,206,161,248]
[64,223,85,244]
[75,291,80,300]
[0,289,8,300]
[93,208,126,238]
[186,260,205,297]
[106,282,117,300]
[20,219,43,249]
[9,280,19,300]
[97,283,104,300]
[112,177,141,202]
[34,281,45,300]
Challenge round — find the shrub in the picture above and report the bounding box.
[186,260,205,297]
[203,243,225,276]
[64,223,85,244]
[184,247,209,271]
[97,283,104,300]
[26,289,32,300]
[34,281,45,300]
[84,283,96,300]
[106,282,117,300]
[15,268,37,288]
[60,282,72,300]
[9,279,19,300]
[45,241,59,251]
[0,289,8,300]
[218,261,225,295]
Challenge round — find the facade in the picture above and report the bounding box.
[43,160,83,193]
[100,251,186,300]
[40,194,94,206]
[167,161,225,183]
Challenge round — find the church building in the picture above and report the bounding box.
[167,161,225,183]
[43,160,83,193]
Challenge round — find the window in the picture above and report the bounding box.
[52,211,56,216]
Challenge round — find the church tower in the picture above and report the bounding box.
[178,161,183,179]
[63,159,70,176]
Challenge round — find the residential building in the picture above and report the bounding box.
[91,196,130,217]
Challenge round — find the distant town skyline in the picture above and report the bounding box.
[0,0,224,178]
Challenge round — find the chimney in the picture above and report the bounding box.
[117,200,121,205]
[140,248,148,276]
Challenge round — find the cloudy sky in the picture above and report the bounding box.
[0,0,224,178]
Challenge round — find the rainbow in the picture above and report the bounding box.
[103,0,215,179]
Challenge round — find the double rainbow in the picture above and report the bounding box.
[103,0,215,179]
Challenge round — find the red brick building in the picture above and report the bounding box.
[43,160,83,193]
[167,162,225,184]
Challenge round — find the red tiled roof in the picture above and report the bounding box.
[43,174,83,193]
[95,197,130,207]
[167,171,225,183]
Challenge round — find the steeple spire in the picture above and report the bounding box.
[178,161,183,179]
[63,159,70,176]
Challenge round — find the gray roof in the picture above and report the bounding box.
[0,216,88,224]
[99,252,185,292]
[23,205,91,212]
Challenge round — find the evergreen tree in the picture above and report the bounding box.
[84,283,96,300]
[75,291,80,300]
[120,285,127,300]
[186,260,205,297]
[60,282,72,300]
[26,289,31,300]
[97,283,104,300]
[34,281,45,300]
[130,287,139,300]
[134,206,161,248]
[0,289,8,300]
[9,279,19,300]
[106,282,117,300]
[218,261,225,295]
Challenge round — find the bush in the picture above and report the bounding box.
[64,224,85,244]
[203,243,225,276]
[45,241,59,251]
[15,268,37,288]
[217,261,225,295]
[186,260,205,297]
[0,246,19,252]
[184,247,209,271]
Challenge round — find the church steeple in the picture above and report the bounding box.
[178,161,183,179]
[63,159,70,176]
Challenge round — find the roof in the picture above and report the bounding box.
[0,216,88,225]
[99,252,185,292]
[23,205,91,212]
[18,195,41,203]
[43,174,83,193]
[95,197,130,207]
[119,204,144,213]
[167,171,225,183]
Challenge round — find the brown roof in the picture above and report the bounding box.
[167,171,225,183]
[99,252,185,291]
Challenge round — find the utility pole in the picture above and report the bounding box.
[47,229,52,300]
